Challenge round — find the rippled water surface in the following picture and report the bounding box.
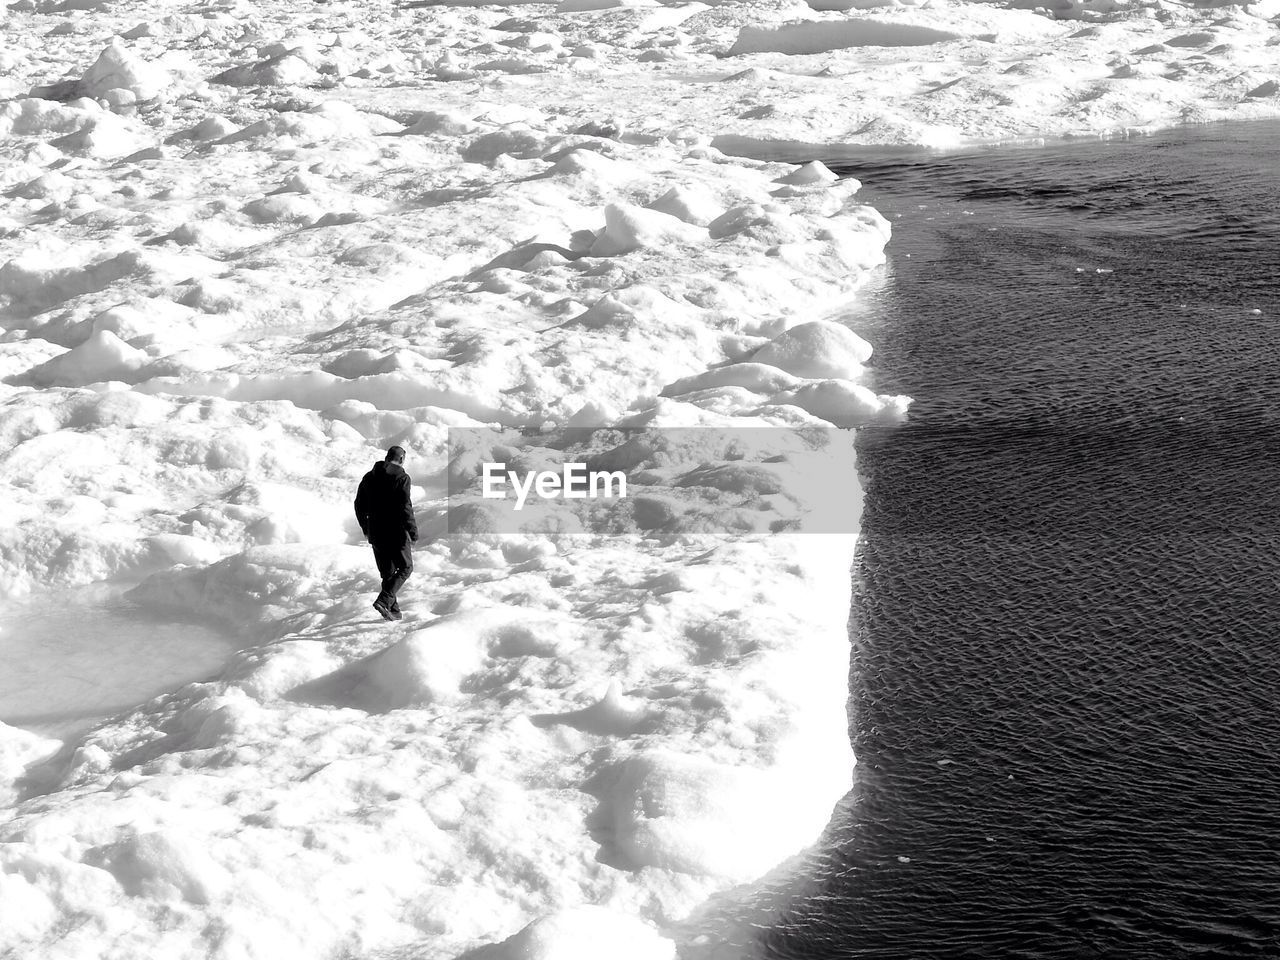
[763,122,1280,959]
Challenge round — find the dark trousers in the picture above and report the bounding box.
[371,537,412,610]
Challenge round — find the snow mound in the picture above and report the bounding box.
[401,110,482,136]
[48,112,149,158]
[1,722,59,807]
[211,51,322,87]
[0,252,144,314]
[130,546,372,628]
[588,203,706,256]
[590,749,819,881]
[566,284,700,334]
[645,186,724,226]
[775,160,838,186]
[462,128,547,164]
[148,533,228,567]
[22,330,149,387]
[729,19,966,56]
[133,369,511,424]
[87,830,230,905]
[224,481,349,546]
[474,906,675,960]
[241,194,322,225]
[771,378,911,426]
[0,99,101,137]
[751,320,873,380]
[295,606,574,711]
[661,363,800,398]
[168,114,237,142]
[540,681,651,736]
[218,102,397,144]
[78,39,171,101]
[557,0,658,10]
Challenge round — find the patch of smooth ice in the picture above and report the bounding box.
[728,19,967,56]
[0,586,238,739]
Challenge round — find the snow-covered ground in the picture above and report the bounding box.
[0,0,1276,954]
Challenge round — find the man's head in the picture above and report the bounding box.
[385,445,406,464]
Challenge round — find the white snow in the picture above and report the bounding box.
[76,39,171,103]
[751,320,873,380]
[23,330,150,387]
[0,0,1275,955]
[0,724,60,807]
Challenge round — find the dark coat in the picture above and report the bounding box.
[354,460,418,544]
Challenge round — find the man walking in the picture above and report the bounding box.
[354,445,418,621]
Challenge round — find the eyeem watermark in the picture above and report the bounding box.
[481,462,628,510]
[446,426,858,535]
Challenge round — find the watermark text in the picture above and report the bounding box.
[481,462,628,511]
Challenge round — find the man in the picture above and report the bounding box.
[354,445,418,621]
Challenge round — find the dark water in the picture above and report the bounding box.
[763,122,1280,958]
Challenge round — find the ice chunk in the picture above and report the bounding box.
[588,203,705,257]
[78,39,170,101]
[708,203,806,244]
[645,186,724,227]
[751,320,873,380]
[775,161,838,186]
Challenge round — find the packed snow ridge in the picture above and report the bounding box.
[1,0,1276,955]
